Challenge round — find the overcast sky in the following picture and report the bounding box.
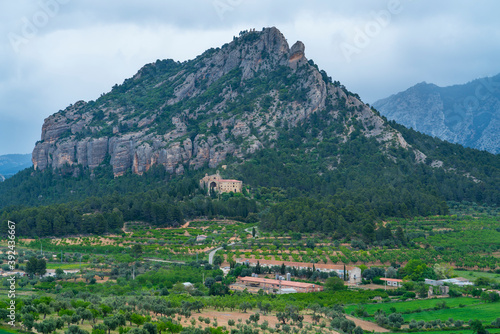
[1,0,499,155]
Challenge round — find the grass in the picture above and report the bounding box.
[46,262,89,269]
[0,327,17,334]
[347,297,499,324]
[390,329,500,334]
[345,297,481,315]
[401,302,500,323]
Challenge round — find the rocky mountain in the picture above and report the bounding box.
[3,27,498,237]
[32,27,425,177]
[373,75,500,154]
[0,153,32,180]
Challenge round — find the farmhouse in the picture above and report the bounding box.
[43,269,80,278]
[380,278,403,287]
[200,171,242,194]
[236,258,362,284]
[0,271,26,277]
[196,235,207,243]
[237,276,323,293]
[425,277,473,287]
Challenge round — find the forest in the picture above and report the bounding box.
[0,114,499,240]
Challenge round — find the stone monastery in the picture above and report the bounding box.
[200,171,242,194]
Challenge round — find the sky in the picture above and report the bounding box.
[1,0,499,155]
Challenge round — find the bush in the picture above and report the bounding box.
[388,313,404,328]
[448,288,462,297]
[402,292,416,300]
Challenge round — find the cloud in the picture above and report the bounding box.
[0,0,499,155]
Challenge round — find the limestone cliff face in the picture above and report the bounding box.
[373,76,500,154]
[32,27,419,176]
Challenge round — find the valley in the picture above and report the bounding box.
[0,204,498,334]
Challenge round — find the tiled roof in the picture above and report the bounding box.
[238,258,359,271]
[380,278,403,282]
[238,276,320,288]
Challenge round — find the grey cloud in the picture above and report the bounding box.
[1,0,500,154]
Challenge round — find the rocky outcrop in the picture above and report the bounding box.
[373,76,500,154]
[32,27,420,177]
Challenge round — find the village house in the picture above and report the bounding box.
[196,235,207,243]
[425,277,473,287]
[0,270,26,277]
[43,269,80,278]
[236,258,362,284]
[380,278,403,287]
[236,276,324,294]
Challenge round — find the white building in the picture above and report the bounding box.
[380,278,403,287]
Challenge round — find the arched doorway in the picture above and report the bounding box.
[209,181,218,192]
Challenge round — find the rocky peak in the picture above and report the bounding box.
[289,41,305,60]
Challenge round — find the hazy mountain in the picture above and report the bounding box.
[373,75,500,154]
[0,153,32,180]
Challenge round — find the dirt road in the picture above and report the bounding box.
[346,315,389,332]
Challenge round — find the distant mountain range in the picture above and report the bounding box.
[0,154,32,180]
[373,74,500,154]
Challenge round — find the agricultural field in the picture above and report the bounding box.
[217,209,500,273]
[453,270,500,284]
[398,330,500,334]
[0,205,498,334]
[11,204,499,272]
[346,297,499,323]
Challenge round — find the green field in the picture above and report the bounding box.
[401,302,500,323]
[46,262,89,270]
[347,297,499,325]
[392,329,500,334]
[453,270,500,283]
[346,297,482,315]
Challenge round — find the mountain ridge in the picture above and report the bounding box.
[32,27,425,177]
[373,74,500,154]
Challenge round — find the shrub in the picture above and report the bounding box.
[402,292,416,300]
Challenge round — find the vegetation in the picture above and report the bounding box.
[0,208,497,334]
[0,29,498,334]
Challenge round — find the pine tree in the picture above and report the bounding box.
[25,257,38,277]
[36,258,47,277]
[255,261,261,274]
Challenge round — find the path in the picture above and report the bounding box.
[208,226,258,265]
[143,257,185,264]
[345,316,390,332]
[208,242,239,265]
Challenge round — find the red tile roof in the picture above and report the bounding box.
[380,278,403,282]
[238,258,359,271]
[238,276,322,289]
